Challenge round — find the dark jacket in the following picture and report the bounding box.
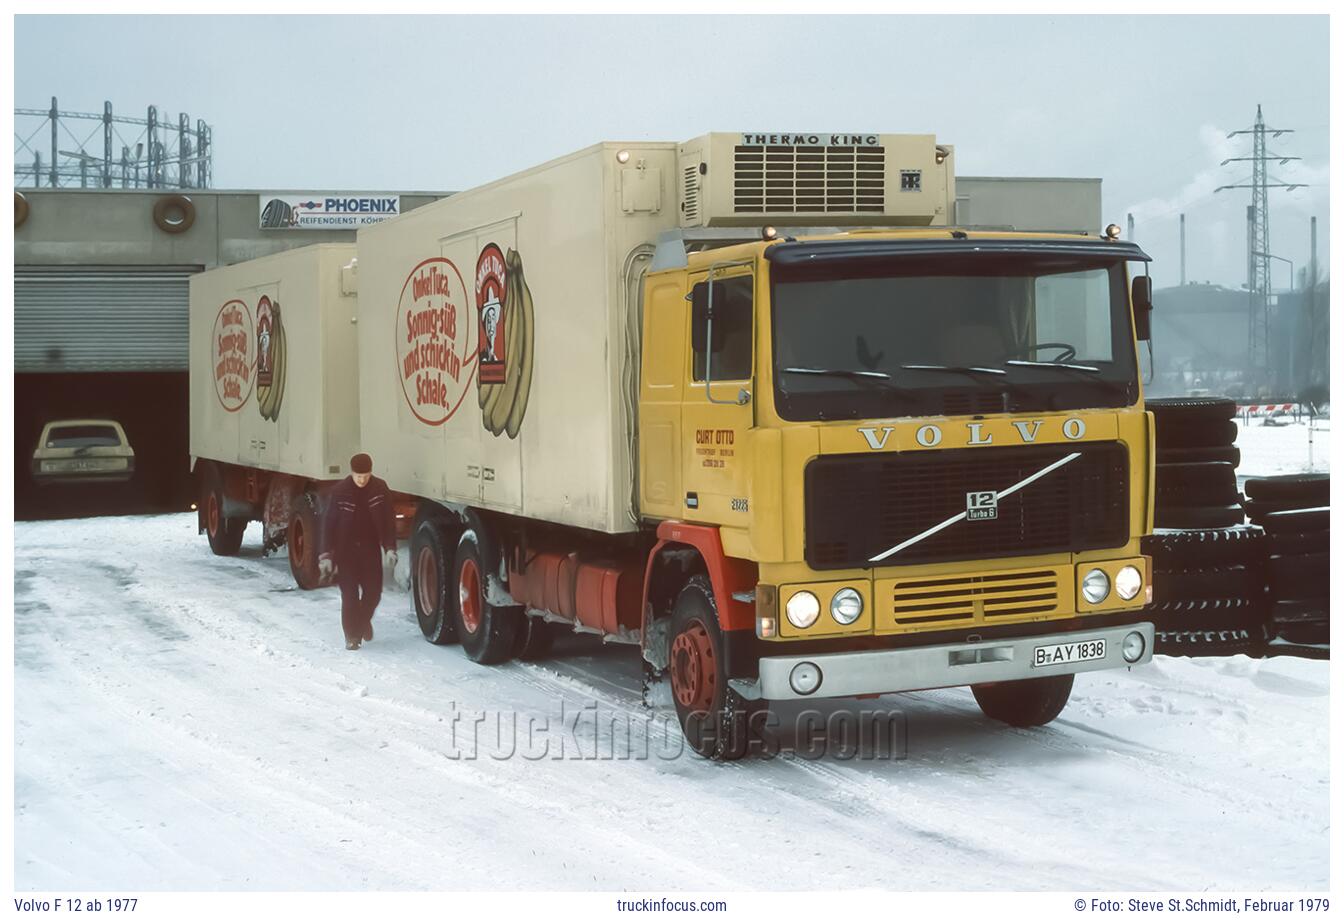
[320,475,396,565]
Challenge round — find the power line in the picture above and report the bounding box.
[1213,104,1309,381]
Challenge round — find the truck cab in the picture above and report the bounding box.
[638,226,1157,755]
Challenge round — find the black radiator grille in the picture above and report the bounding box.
[805,442,1129,570]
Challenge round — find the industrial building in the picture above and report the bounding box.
[13,175,1101,520]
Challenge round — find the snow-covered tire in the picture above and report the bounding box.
[1143,524,1265,569]
[513,616,556,661]
[1146,397,1238,420]
[1156,445,1241,467]
[971,674,1074,728]
[1243,473,1330,504]
[1155,461,1239,507]
[669,575,764,761]
[1271,598,1329,623]
[453,530,522,665]
[1154,503,1245,530]
[1275,621,1330,646]
[411,517,456,645]
[201,463,245,556]
[287,493,323,590]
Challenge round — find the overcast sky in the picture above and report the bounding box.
[14,14,1330,292]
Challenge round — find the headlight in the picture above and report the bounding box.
[1082,568,1110,604]
[785,591,820,629]
[830,587,863,625]
[1115,565,1143,601]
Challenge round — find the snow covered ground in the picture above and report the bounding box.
[12,423,1331,891]
[1236,414,1330,478]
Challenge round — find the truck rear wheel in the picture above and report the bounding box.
[411,518,456,645]
[453,530,522,664]
[669,575,763,761]
[201,464,245,556]
[972,674,1074,728]
[287,494,322,590]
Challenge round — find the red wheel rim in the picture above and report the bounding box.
[458,556,482,634]
[289,516,306,566]
[417,545,438,617]
[671,621,717,713]
[207,493,220,536]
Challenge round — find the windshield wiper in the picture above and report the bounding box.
[783,366,891,381]
[899,364,1007,377]
[1005,359,1101,374]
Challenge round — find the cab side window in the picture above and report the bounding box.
[690,275,753,382]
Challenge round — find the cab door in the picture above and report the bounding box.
[680,265,755,525]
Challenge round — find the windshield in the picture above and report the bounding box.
[771,254,1138,420]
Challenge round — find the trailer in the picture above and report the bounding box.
[191,132,1158,759]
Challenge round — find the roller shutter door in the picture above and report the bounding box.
[15,267,197,372]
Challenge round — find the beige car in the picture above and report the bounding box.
[31,419,136,484]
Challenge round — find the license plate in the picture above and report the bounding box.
[41,458,124,472]
[1032,638,1107,668]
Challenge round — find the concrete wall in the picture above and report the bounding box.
[957,176,1103,234]
[14,188,449,269]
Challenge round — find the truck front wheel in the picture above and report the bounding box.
[669,575,763,761]
[971,674,1074,728]
[452,530,522,664]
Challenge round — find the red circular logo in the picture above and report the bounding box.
[395,257,478,425]
[212,299,254,412]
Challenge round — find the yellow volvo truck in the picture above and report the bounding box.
[190,132,1157,760]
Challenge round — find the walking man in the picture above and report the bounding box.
[319,453,398,650]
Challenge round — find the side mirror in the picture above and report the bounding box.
[1131,275,1153,341]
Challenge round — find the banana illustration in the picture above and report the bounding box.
[256,305,287,422]
[488,265,523,434]
[268,312,287,420]
[503,250,535,439]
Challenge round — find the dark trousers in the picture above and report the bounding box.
[338,545,383,641]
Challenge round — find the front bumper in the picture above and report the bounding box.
[739,621,1154,701]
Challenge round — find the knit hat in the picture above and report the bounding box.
[350,453,373,474]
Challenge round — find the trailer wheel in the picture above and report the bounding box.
[411,518,456,645]
[971,674,1074,728]
[452,530,522,664]
[201,464,245,556]
[669,575,763,761]
[287,494,322,590]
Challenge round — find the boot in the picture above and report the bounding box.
[346,637,361,651]
[364,621,374,642]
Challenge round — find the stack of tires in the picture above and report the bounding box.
[1144,397,1266,656]
[1150,397,1243,530]
[1241,475,1330,655]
